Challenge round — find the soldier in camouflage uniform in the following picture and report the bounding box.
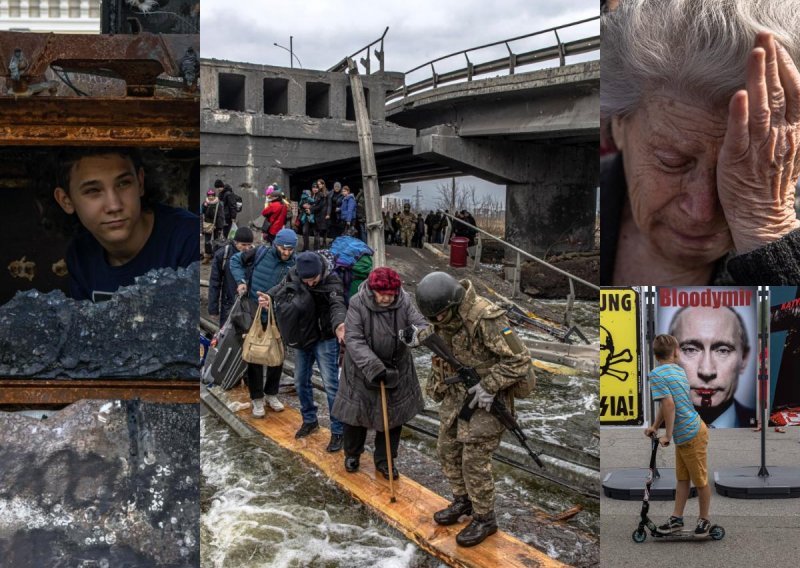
[414,271,535,547]
[397,203,416,247]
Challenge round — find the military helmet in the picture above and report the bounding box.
[416,272,465,318]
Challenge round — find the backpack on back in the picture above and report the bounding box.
[329,236,373,305]
[272,279,320,349]
[232,191,244,213]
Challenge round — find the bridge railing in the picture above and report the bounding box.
[386,16,599,104]
[328,26,389,74]
[440,212,599,327]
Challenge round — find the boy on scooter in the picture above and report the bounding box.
[644,334,712,537]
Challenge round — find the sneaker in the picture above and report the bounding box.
[295,421,319,438]
[694,518,711,537]
[265,395,284,412]
[656,516,684,535]
[326,433,344,453]
[251,398,265,418]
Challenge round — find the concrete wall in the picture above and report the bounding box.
[201,59,402,121]
[505,144,599,257]
[200,59,412,219]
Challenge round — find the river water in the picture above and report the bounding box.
[201,414,440,568]
[201,300,599,567]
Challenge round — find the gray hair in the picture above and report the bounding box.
[601,0,800,119]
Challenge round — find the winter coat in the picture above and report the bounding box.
[299,192,315,225]
[202,200,225,229]
[415,217,425,237]
[330,190,344,226]
[311,191,331,231]
[268,259,347,342]
[208,243,239,324]
[261,199,288,237]
[333,283,428,431]
[229,245,295,318]
[356,191,366,222]
[341,194,357,223]
[218,186,238,222]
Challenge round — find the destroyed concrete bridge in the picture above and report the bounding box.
[200,18,599,256]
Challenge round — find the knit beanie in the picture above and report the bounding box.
[274,228,298,248]
[233,227,254,243]
[296,252,324,279]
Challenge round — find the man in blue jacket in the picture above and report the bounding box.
[230,228,297,418]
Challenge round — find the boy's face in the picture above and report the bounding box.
[54,153,145,247]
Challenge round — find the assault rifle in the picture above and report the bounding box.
[403,326,545,469]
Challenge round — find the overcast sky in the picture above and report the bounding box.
[201,0,599,209]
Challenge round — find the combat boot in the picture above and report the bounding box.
[433,494,473,526]
[455,511,498,547]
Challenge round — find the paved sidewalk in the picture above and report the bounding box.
[601,427,800,568]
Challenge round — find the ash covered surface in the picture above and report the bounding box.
[0,401,200,568]
[0,264,200,379]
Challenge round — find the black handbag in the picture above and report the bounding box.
[229,295,257,335]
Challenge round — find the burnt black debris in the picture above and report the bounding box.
[0,401,200,567]
[0,264,200,378]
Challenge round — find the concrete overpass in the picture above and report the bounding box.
[200,26,599,256]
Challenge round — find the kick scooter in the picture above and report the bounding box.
[632,435,725,543]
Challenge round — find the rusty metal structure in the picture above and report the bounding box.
[0,32,199,145]
[0,30,199,405]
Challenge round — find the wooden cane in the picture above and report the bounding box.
[379,380,397,503]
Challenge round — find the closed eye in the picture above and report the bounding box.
[655,153,691,170]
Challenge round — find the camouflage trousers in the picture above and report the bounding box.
[437,420,502,515]
[400,228,414,246]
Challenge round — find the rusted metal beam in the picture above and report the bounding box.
[0,380,199,404]
[0,32,199,97]
[0,97,199,146]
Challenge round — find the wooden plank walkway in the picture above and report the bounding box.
[219,386,568,568]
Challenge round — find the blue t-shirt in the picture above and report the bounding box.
[66,203,200,301]
[649,363,702,445]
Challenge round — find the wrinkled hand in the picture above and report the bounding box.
[237,283,247,296]
[335,323,345,344]
[256,291,270,309]
[468,383,495,412]
[718,32,800,254]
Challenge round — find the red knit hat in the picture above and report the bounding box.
[368,267,402,295]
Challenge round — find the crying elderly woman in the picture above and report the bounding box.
[601,0,800,285]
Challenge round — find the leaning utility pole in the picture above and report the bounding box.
[347,57,385,267]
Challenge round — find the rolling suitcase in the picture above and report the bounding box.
[202,300,247,390]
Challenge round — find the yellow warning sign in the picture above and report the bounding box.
[600,288,642,425]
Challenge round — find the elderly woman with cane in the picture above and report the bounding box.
[332,267,428,481]
[601,0,800,285]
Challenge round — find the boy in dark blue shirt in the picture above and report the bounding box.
[53,148,199,301]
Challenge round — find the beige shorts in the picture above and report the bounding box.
[675,421,708,488]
